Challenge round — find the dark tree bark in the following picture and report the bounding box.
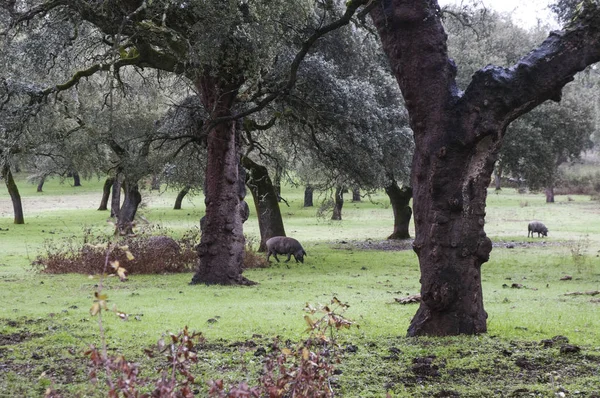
[243,156,286,252]
[2,164,24,224]
[191,76,254,286]
[37,175,47,192]
[352,187,361,202]
[116,179,142,235]
[370,0,600,336]
[385,181,412,240]
[72,171,81,187]
[545,186,555,203]
[304,184,314,207]
[98,177,114,211]
[174,185,191,210]
[110,175,122,218]
[331,186,345,221]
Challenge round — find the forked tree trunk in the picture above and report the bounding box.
[110,175,122,218]
[72,171,81,187]
[385,181,412,240]
[37,175,47,192]
[331,186,345,221]
[352,187,361,202]
[304,185,314,207]
[371,0,600,336]
[2,164,24,224]
[116,179,142,235]
[372,4,493,336]
[174,186,191,210]
[191,76,253,286]
[98,177,114,211]
[545,186,555,203]
[243,156,286,252]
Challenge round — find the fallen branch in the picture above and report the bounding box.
[564,290,600,296]
[394,294,421,304]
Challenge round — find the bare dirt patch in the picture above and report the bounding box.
[0,331,42,346]
[0,193,100,217]
[330,239,563,252]
[331,239,414,251]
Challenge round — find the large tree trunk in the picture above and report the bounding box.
[243,156,286,252]
[545,186,555,203]
[98,177,114,211]
[174,185,191,210]
[110,175,122,218]
[191,76,253,286]
[304,184,314,207]
[331,186,345,221]
[371,2,492,337]
[385,181,412,240]
[370,0,600,336]
[2,164,24,224]
[116,179,142,235]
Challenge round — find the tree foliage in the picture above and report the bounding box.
[445,6,595,194]
[501,90,594,191]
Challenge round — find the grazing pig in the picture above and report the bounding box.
[266,236,307,263]
[528,221,548,238]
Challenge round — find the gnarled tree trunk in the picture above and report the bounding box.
[304,184,314,207]
[385,181,412,240]
[2,164,24,224]
[191,76,253,285]
[331,186,345,221]
[243,156,286,252]
[37,175,47,192]
[174,185,191,210]
[110,174,122,218]
[116,179,142,235]
[98,177,114,211]
[370,0,600,336]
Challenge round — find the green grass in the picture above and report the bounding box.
[1,176,600,396]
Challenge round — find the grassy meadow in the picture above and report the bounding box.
[1,175,600,397]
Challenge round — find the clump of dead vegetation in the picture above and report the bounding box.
[77,298,355,397]
[33,227,199,275]
[242,235,269,269]
[33,228,269,275]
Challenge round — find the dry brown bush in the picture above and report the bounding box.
[33,229,199,275]
[243,249,269,269]
[243,236,269,269]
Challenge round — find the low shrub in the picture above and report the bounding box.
[33,228,268,274]
[77,298,354,397]
[33,229,198,275]
[243,235,269,269]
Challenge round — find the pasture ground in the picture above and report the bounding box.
[1,176,599,397]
